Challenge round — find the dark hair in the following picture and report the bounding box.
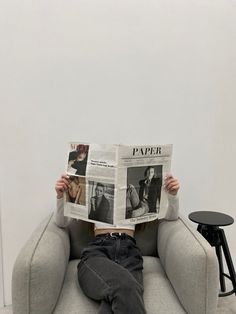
[144,166,155,177]
[96,183,105,190]
[76,144,89,154]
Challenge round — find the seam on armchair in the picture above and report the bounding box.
[27,213,54,314]
[179,216,210,314]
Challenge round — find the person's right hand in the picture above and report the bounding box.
[55,175,70,199]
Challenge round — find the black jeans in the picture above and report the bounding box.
[77,233,146,314]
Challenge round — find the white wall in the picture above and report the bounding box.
[0,197,4,307]
[0,0,236,305]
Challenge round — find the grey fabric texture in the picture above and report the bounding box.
[143,256,186,314]
[158,215,219,314]
[53,260,99,314]
[53,258,186,314]
[68,220,95,260]
[12,214,70,314]
[12,214,219,314]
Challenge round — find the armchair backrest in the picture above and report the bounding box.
[68,219,161,260]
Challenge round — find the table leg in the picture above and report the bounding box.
[215,245,226,292]
[197,224,203,233]
[219,229,236,296]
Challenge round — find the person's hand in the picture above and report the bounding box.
[55,175,70,199]
[164,175,180,196]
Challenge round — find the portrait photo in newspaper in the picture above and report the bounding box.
[88,180,114,224]
[125,165,162,219]
[67,143,89,176]
[65,175,86,206]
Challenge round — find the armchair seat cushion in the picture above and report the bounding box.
[53,257,186,314]
[53,260,98,314]
[143,257,186,314]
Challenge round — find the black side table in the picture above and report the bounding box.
[189,211,236,297]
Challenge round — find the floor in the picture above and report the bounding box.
[0,294,235,314]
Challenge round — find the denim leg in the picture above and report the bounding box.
[78,256,146,314]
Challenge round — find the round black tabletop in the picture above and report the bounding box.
[189,211,234,227]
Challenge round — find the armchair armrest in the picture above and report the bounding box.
[12,214,70,314]
[157,216,219,314]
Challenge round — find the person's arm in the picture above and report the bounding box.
[165,194,179,220]
[75,185,82,204]
[54,175,72,228]
[163,175,180,221]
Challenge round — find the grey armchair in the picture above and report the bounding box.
[12,214,219,314]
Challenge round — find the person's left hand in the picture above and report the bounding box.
[164,175,180,195]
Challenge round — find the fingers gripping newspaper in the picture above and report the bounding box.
[64,143,172,225]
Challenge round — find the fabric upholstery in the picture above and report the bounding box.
[12,214,219,314]
[53,258,186,314]
[158,216,219,314]
[12,215,70,314]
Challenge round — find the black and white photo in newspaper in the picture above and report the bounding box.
[125,165,162,219]
[88,180,114,224]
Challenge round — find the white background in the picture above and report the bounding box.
[0,199,4,307]
[0,0,236,305]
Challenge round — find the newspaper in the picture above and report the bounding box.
[64,143,172,225]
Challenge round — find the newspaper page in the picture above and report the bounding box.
[115,144,172,224]
[64,142,118,224]
[64,142,172,225]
